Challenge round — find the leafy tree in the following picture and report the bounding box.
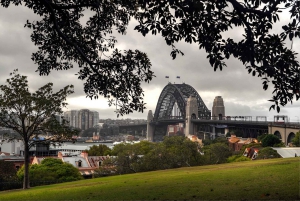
[0,161,18,182]
[273,142,285,147]
[110,137,202,173]
[212,137,229,145]
[257,134,268,142]
[85,144,111,156]
[261,134,281,147]
[292,132,300,147]
[1,0,299,114]
[131,140,155,155]
[111,142,148,174]
[207,143,232,164]
[0,70,79,189]
[256,147,281,159]
[17,158,82,183]
[162,136,202,167]
[134,0,300,111]
[1,0,154,116]
[141,143,170,171]
[202,139,213,146]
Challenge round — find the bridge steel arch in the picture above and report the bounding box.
[153,83,211,121]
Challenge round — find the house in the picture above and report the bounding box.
[59,152,95,178]
[126,135,135,141]
[0,152,24,170]
[228,135,258,151]
[243,147,261,160]
[32,151,113,178]
[271,147,300,158]
[190,135,203,146]
[87,156,111,168]
[167,124,184,136]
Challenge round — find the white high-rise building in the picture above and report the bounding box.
[93,111,99,127]
[64,110,78,128]
[78,109,94,130]
[64,109,99,130]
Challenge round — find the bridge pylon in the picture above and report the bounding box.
[212,96,225,120]
[147,110,154,141]
[185,96,198,136]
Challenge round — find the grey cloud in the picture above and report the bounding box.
[0,5,299,120]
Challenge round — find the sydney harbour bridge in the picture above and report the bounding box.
[119,83,300,145]
[153,83,211,121]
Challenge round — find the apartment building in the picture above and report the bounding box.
[64,109,99,130]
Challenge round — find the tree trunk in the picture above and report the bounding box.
[23,141,30,189]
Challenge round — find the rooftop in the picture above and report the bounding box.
[272,147,300,158]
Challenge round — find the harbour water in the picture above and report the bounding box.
[51,142,115,152]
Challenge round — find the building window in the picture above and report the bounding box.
[169,126,174,132]
[76,160,82,167]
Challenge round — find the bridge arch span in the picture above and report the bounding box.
[153,83,210,121]
[274,130,282,139]
[287,132,295,143]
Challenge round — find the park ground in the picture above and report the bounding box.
[0,157,299,200]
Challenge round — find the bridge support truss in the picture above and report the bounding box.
[148,83,211,141]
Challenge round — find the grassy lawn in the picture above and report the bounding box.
[1,157,299,200]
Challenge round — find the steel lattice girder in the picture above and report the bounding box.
[153,83,211,121]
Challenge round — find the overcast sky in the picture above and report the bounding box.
[0,5,299,122]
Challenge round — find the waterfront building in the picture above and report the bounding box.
[64,110,79,128]
[64,109,99,130]
[92,111,99,126]
[78,109,94,130]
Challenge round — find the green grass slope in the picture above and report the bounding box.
[1,158,299,200]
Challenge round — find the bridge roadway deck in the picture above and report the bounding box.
[118,120,300,129]
[191,119,269,126]
[192,120,300,128]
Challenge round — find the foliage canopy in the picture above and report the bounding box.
[292,131,300,147]
[257,147,281,159]
[261,134,281,147]
[17,158,83,182]
[0,161,18,182]
[109,136,203,174]
[85,144,111,156]
[0,0,299,114]
[0,70,78,189]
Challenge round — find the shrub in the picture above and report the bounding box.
[17,158,82,183]
[292,132,300,147]
[227,155,250,163]
[261,134,281,147]
[256,147,280,159]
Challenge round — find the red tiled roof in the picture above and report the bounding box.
[0,152,10,156]
[87,156,110,168]
[229,137,240,143]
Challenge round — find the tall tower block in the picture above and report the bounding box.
[212,96,225,120]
